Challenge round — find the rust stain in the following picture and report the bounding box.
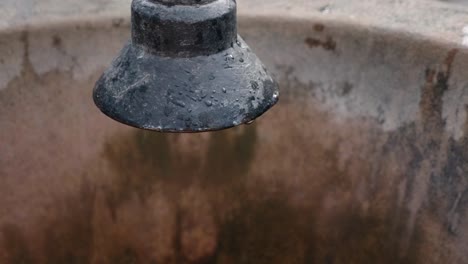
[313,24,325,32]
[52,35,62,48]
[420,49,458,130]
[19,31,39,80]
[112,18,125,28]
[340,81,353,96]
[305,36,336,51]
[2,44,467,263]
[444,49,458,76]
[1,224,33,264]
[42,179,96,264]
[0,108,428,264]
[91,109,425,263]
[93,126,258,263]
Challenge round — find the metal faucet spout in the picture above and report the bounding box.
[93,0,279,132]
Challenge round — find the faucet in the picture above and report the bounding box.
[93,0,279,132]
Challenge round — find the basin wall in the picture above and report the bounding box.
[1,15,468,263]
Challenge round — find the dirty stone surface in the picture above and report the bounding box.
[3,0,468,46]
[2,0,468,264]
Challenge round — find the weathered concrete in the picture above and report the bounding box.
[1,0,468,263]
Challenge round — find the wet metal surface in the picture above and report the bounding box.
[93,0,279,132]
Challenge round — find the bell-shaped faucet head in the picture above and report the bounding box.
[93,0,279,132]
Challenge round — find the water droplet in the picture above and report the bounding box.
[173,100,186,108]
[239,58,244,63]
[210,95,215,99]
[222,88,227,93]
[186,95,198,102]
[273,91,279,100]
[201,91,207,99]
[212,90,216,94]
[205,100,213,107]
[236,99,239,102]
[246,120,255,125]
[225,54,234,62]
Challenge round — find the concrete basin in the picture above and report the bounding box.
[1,0,468,263]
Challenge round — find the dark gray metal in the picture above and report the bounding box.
[154,0,217,6]
[93,0,279,132]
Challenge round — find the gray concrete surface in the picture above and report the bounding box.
[3,0,468,46]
